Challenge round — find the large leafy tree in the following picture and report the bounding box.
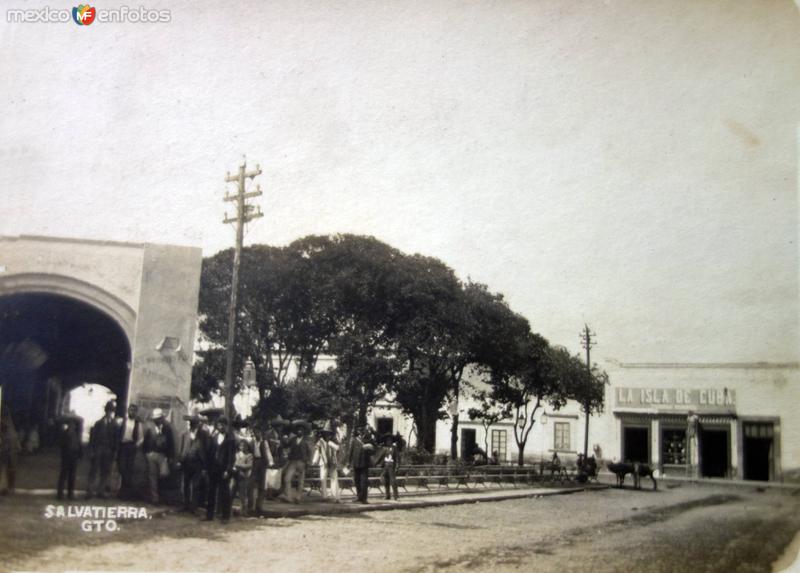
[286,235,406,429]
[193,244,339,410]
[387,254,472,453]
[448,283,534,459]
[193,233,573,463]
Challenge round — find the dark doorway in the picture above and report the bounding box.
[0,293,131,489]
[461,428,477,460]
[623,426,649,463]
[700,428,729,478]
[375,417,393,437]
[743,423,774,481]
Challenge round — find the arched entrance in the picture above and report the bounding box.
[0,235,203,492]
[0,292,131,490]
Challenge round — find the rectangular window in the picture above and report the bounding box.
[491,429,507,461]
[661,429,686,465]
[375,417,394,436]
[554,422,570,451]
[744,423,774,439]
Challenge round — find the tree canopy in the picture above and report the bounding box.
[192,233,607,459]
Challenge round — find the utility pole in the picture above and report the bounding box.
[222,159,263,420]
[579,324,596,460]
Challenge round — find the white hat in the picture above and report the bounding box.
[151,408,165,420]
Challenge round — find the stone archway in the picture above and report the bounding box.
[0,235,202,422]
[0,291,133,414]
[0,272,137,343]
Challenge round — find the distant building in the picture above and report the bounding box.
[589,360,799,482]
[422,360,799,482]
[197,353,799,483]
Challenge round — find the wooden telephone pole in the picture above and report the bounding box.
[222,159,263,420]
[579,324,596,460]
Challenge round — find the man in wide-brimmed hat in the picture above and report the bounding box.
[86,399,119,500]
[375,433,400,501]
[313,421,341,502]
[248,425,270,514]
[347,426,374,504]
[177,411,209,513]
[261,416,288,499]
[143,408,175,505]
[206,415,237,522]
[282,419,313,503]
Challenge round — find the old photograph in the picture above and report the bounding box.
[0,1,798,572]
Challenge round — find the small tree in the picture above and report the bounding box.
[550,345,609,457]
[487,333,565,466]
[467,390,511,457]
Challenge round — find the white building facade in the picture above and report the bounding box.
[370,360,798,483]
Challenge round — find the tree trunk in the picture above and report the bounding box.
[414,404,438,453]
[450,413,459,460]
[517,443,525,467]
[449,379,461,460]
[357,398,368,429]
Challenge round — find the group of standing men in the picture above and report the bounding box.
[56,399,175,502]
[52,400,406,522]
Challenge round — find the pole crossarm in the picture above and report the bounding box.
[225,166,262,182]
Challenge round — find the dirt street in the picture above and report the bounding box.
[2,484,799,573]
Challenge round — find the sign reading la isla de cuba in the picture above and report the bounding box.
[615,387,736,411]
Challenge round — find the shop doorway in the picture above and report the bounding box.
[743,423,774,481]
[623,426,649,463]
[700,428,729,478]
[461,428,477,460]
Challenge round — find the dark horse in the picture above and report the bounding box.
[607,461,658,490]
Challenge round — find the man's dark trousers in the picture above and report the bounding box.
[382,465,398,500]
[87,448,114,497]
[117,442,137,498]
[354,467,369,502]
[58,456,78,499]
[206,470,231,520]
[182,463,203,512]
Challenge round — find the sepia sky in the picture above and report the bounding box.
[1,0,798,364]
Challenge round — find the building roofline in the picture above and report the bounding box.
[1,234,201,253]
[603,358,798,370]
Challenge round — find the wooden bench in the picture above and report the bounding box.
[301,463,545,498]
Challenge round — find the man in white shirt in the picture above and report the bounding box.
[118,404,143,499]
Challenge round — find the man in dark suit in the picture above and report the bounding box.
[376,434,400,501]
[205,416,236,522]
[117,404,143,499]
[348,427,373,504]
[86,400,120,499]
[57,416,82,500]
[177,414,209,513]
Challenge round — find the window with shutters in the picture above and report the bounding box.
[554,422,570,451]
[491,429,507,460]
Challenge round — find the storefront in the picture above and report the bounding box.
[596,362,798,482]
[615,387,738,478]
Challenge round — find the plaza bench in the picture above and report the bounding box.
[299,463,556,499]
